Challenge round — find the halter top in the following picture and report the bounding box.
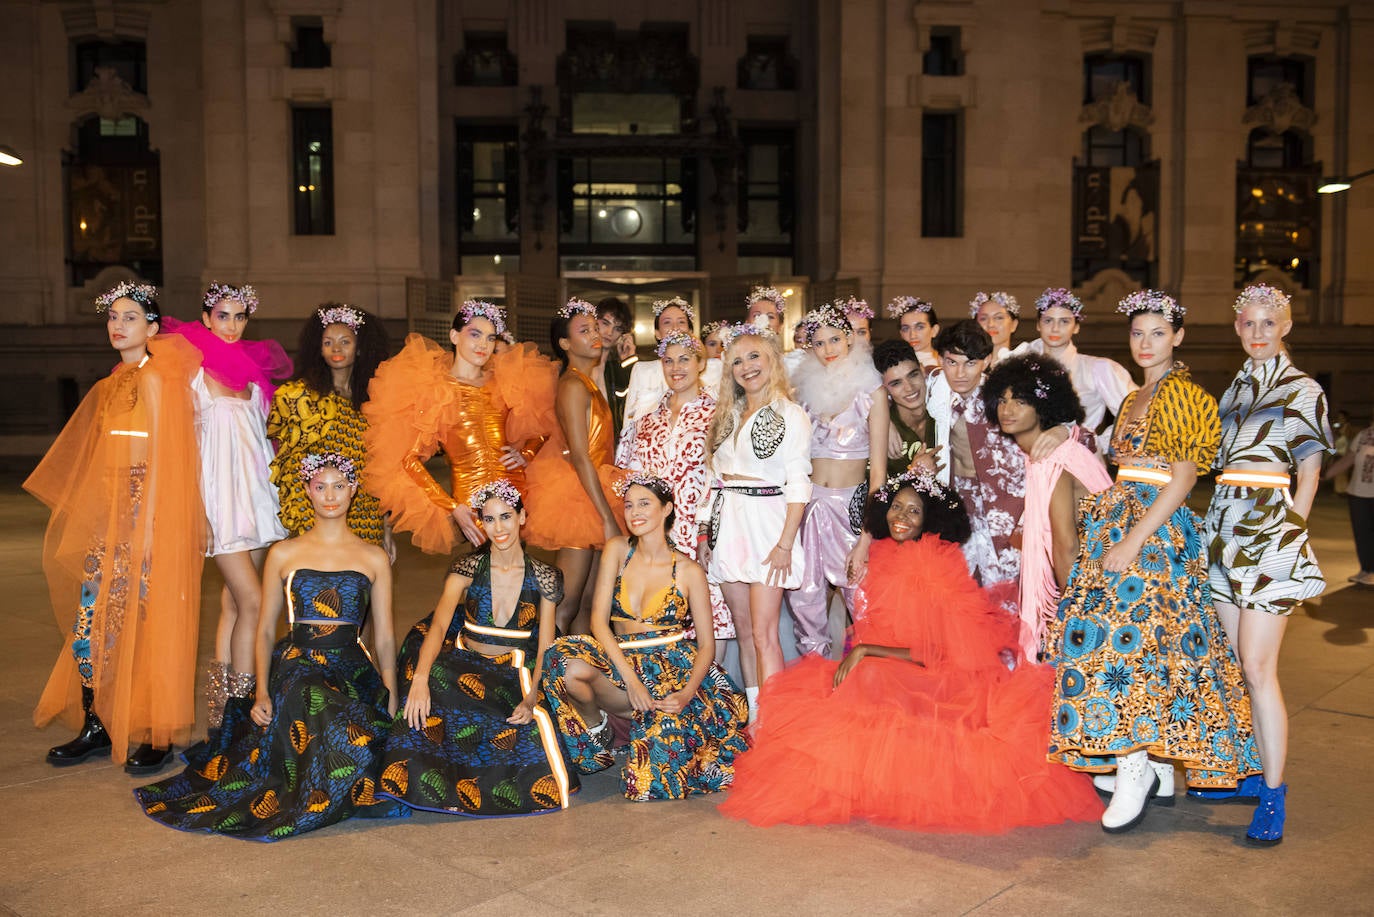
[610,544,687,630]
[449,551,564,650]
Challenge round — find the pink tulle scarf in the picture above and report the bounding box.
[161,316,291,409]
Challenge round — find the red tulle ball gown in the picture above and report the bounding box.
[719,535,1102,833]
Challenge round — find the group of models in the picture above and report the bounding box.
[27,276,1331,849]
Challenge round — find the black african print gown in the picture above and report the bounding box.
[377,552,578,816]
[134,569,407,840]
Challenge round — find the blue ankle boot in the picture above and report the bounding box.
[1245,782,1286,846]
[1187,773,1264,804]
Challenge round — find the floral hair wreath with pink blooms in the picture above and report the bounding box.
[204,282,260,314]
[557,297,597,319]
[458,300,508,336]
[886,295,934,319]
[746,286,787,315]
[469,478,524,514]
[652,296,696,323]
[838,295,874,320]
[1116,289,1186,322]
[95,281,160,320]
[968,291,1019,318]
[720,321,779,350]
[800,304,853,344]
[1034,288,1084,319]
[298,452,358,485]
[1233,283,1292,314]
[655,330,703,359]
[613,471,674,499]
[318,304,366,332]
[700,320,726,342]
[873,467,943,502]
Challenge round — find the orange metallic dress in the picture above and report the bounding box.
[362,334,551,555]
[522,366,625,551]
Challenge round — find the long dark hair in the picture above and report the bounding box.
[295,305,389,411]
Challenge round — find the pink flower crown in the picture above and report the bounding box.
[656,331,703,359]
[204,283,260,314]
[746,286,786,315]
[720,322,779,350]
[95,281,160,319]
[1233,283,1291,314]
[838,295,874,320]
[1034,288,1084,319]
[458,300,508,336]
[298,452,357,485]
[557,297,596,319]
[318,305,365,332]
[1117,290,1186,322]
[700,320,726,341]
[873,468,960,512]
[886,295,934,319]
[469,478,524,513]
[613,471,673,499]
[800,304,853,344]
[968,291,1019,318]
[652,296,695,323]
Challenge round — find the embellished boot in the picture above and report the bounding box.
[46,686,112,766]
[1101,750,1159,834]
[204,660,230,738]
[1245,782,1287,846]
[1092,758,1176,806]
[1187,772,1264,804]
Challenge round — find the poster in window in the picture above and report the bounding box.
[1072,161,1158,287]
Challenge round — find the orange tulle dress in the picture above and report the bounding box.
[522,365,625,551]
[362,334,553,555]
[25,334,206,760]
[719,535,1102,834]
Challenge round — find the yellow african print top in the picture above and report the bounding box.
[1111,362,1220,469]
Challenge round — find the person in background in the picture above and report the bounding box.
[970,291,1019,365]
[1326,411,1374,585]
[596,297,637,439]
[839,295,873,345]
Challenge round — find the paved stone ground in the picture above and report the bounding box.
[1,476,1370,916]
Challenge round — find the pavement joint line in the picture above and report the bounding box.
[0,764,121,791]
[1308,705,1374,721]
[961,881,1017,914]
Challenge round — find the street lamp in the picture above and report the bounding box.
[1317,167,1373,194]
[0,145,23,167]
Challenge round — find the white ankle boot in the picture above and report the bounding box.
[1092,758,1176,806]
[1101,750,1160,833]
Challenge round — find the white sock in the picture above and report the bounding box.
[745,686,760,723]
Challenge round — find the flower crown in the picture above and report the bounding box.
[969,291,1019,318]
[95,281,160,319]
[204,283,260,314]
[457,300,508,336]
[700,320,726,342]
[298,452,357,485]
[873,467,944,503]
[469,478,524,513]
[1034,287,1084,319]
[318,305,365,332]
[799,304,853,344]
[886,295,934,319]
[720,322,779,350]
[1117,289,1186,322]
[557,297,596,319]
[655,331,703,359]
[499,330,516,345]
[1233,283,1291,314]
[838,295,874,320]
[746,286,786,315]
[652,296,695,323]
[613,471,673,499]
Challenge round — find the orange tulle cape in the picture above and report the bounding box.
[24,334,205,759]
[719,536,1102,833]
[362,335,556,554]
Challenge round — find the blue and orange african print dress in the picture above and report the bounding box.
[541,547,749,800]
[1046,364,1261,787]
[134,569,407,840]
[378,552,578,816]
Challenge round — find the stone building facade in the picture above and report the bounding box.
[1,0,1371,435]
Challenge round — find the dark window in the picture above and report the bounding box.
[738,129,795,271]
[1083,54,1148,106]
[921,112,961,237]
[1084,125,1148,168]
[456,31,518,87]
[456,124,519,272]
[922,27,962,77]
[1247,56,1310,106]
[73,40,147,94]
[65,115,162,286]
[291,107,334,235]
[738,36,798,90]
[290,22,331,69]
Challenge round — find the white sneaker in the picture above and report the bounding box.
[1092,759,1176,806]
[1101,751,1160,833]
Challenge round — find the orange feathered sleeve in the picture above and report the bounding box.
[491,342,560,451]
[25,333,205,759]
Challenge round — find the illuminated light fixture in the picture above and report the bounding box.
[298,184,308,192]
[1250,187,1263,198]
[1290,257,1300,268]
[783,288,795,296]
[0,145,22,167]
[493,254,502,265]
[473,207,481,220]
[79,218,88,233]
[597,208,608,219]
[1318,168,1373,194]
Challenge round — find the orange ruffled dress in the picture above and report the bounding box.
[719,535,1102,833]
[25,335,206,759]
[522,366,625,551]
[362,334,553,555]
